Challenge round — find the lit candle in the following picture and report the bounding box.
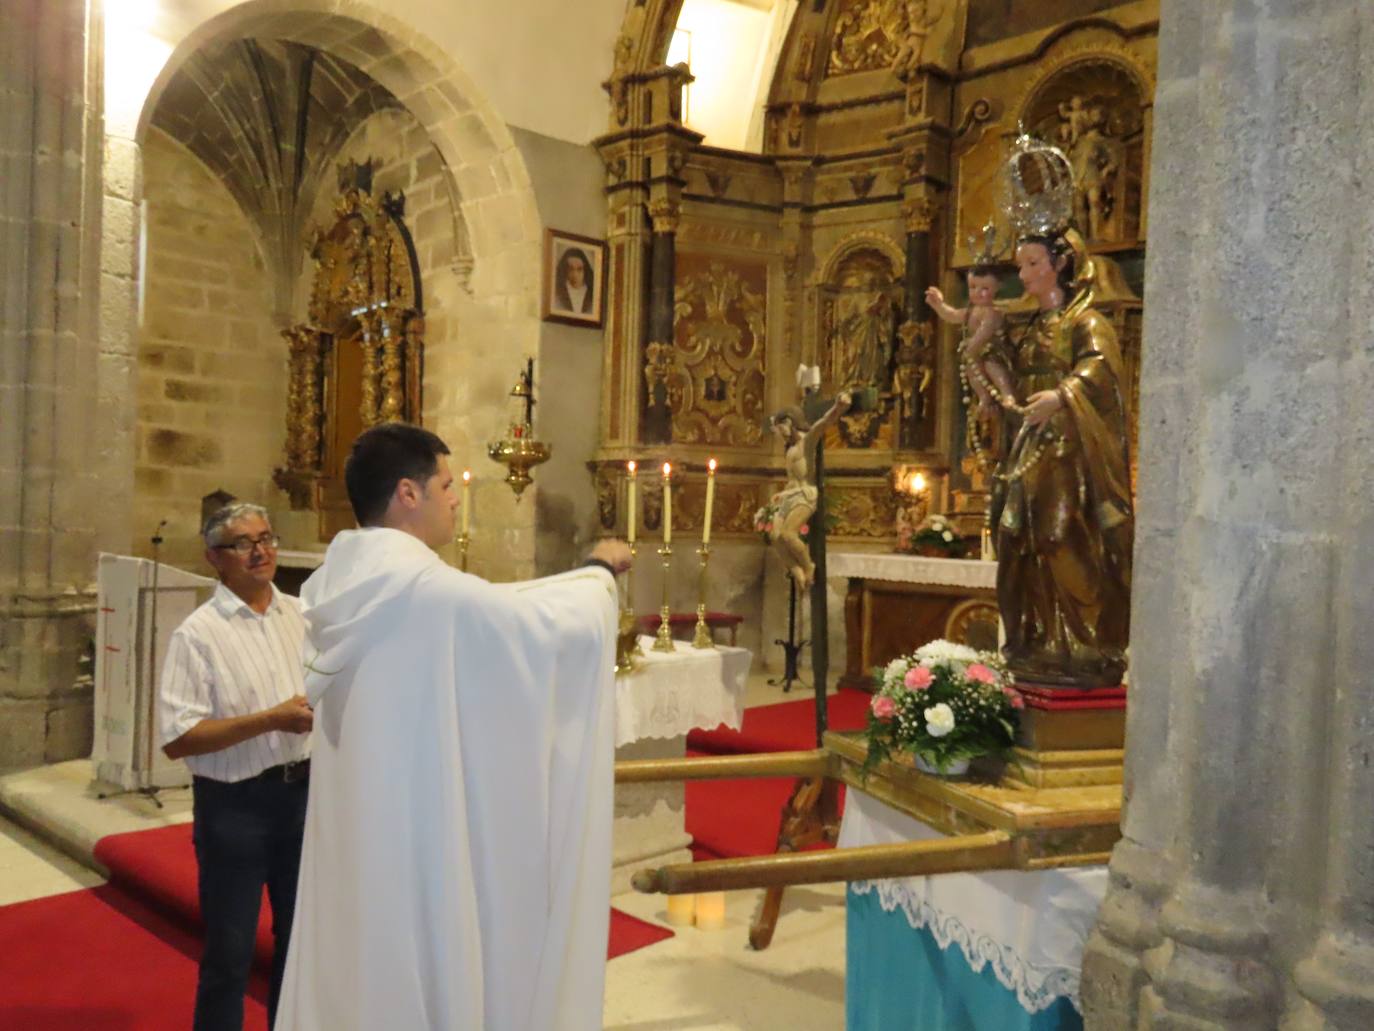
[665,893,695,927]
[461,469,472,534]
[626,461,637,545]
[662,462,672,545]
[702,458,717,546]
[694,890,726,930]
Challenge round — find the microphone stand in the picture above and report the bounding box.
[140,521,168,808]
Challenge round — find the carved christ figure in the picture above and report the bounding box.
[766,391,853,589]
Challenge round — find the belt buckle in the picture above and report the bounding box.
[283,760,309,783]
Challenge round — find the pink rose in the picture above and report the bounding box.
[903,666,934,691]
[966,663,997,685]
[871,695,896,719]
[1002,686,1025,709]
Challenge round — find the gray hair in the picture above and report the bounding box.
[202,503,271,547]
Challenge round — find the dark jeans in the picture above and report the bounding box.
[191,769,308,1031]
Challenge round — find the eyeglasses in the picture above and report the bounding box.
[213,534,281,556]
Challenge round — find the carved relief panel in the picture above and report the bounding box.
[662,254,769,447]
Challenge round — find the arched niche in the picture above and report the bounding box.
[1017,53,1151,246]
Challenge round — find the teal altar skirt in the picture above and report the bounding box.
[839,793,1106,1031]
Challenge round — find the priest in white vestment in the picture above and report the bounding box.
[276,423,627,1031]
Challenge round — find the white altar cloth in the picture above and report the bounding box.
[828,552,997,589]
[839,790,1107,1014]
[614,636,751,747]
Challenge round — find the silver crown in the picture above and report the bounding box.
[966,220,1005,267]
[1004,131,1074,238]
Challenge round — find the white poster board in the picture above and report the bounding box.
[92,554,215,790]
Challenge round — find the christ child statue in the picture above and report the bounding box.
[925,268,1017,413]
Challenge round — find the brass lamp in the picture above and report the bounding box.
[487,357,551,498]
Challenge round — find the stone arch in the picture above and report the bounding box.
[816,229,906,286]
[102,0,547,573]
[134,1,539,276]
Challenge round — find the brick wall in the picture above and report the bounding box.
[133,129,286,572]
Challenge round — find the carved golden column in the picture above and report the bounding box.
[358,310,381,428]
[282,326,307,470]
[275,325,323,509]
[896,194,938,449]
[403,314,425,422]
[379,312,406,424]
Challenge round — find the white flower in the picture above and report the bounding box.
[913,639,980,666]
[924,703,955,737]
[942,530,954,541]
[882,656,911,689]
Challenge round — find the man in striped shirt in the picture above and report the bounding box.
[158,502,314,1031]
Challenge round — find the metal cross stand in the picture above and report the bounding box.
[802,392,833,747]
[767,577,809,693]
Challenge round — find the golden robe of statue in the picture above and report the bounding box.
[988,263,1133,687]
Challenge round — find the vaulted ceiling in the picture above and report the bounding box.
[149,39,403,310]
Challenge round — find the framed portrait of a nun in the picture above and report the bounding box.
[542,228,607,327]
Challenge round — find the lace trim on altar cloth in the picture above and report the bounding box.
[850,879,1083,1015]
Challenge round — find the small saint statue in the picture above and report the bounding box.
[766,389,852,590]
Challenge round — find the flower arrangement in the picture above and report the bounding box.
[896,513,969,558]
[864,639,1024,775]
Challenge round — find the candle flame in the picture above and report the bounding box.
[463,469,472,484]
[708,458,717,472]
[909,471,927,493]
[627,460,637,473]
[662,462,672,477]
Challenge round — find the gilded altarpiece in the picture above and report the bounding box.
[274,167,425,541]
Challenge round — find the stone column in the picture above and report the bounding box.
[0,0,106,765]
[1082,3,1374,1027]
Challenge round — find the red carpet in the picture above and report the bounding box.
[607,907,674,958]
[684,690,866,860]
[0,884,269,1031]
[687,687,870,754]
[0,890,665,1029]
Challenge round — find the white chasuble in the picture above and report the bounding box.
[276,527,618,1031]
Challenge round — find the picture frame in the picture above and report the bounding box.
[542,228,607,328]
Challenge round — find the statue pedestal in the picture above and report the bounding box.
[1006,683,1126,789]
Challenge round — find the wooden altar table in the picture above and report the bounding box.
[828,553,998,691]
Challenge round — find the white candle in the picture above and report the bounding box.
[694,890,726,930]
[665,893,695,927]
[702,458,717,546]
[626,461,637,545]
[662,462,672,545]
[461,469,472,534]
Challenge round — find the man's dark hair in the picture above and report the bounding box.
[345,422,451,526]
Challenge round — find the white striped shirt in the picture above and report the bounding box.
[158,582,310,782]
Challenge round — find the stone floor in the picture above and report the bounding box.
[0,673,848,1030]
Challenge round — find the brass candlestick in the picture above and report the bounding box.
[692,544,714,649]
[455,532,470,572]
[652,543,675,652]
[615,543,642,674]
